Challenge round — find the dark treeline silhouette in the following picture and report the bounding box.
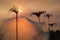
[49,30,60,40]
[0,39,1,40]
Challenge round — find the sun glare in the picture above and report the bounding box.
[18,8,22,13]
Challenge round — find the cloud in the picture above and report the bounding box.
[0,16,49,40]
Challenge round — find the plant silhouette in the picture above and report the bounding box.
[30,11,46,40]
[9,6,19,14]
[30,11,46,22]
[48,23,56,27]
[44,14,52,32]
[45,14,52,21]
[48,23,56,30]
[9,6,19,40]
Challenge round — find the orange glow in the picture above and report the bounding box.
[3,18,38,40]
[18,8,22,13]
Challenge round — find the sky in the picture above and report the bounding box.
[0,0,60,20]
[0,0,60,29]
[0,0,60,40]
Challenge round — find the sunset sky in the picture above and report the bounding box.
[0,0,60,19]
[0,0,60,40]
[0,0,60,29]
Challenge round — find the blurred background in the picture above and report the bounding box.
[0,0,60,40]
